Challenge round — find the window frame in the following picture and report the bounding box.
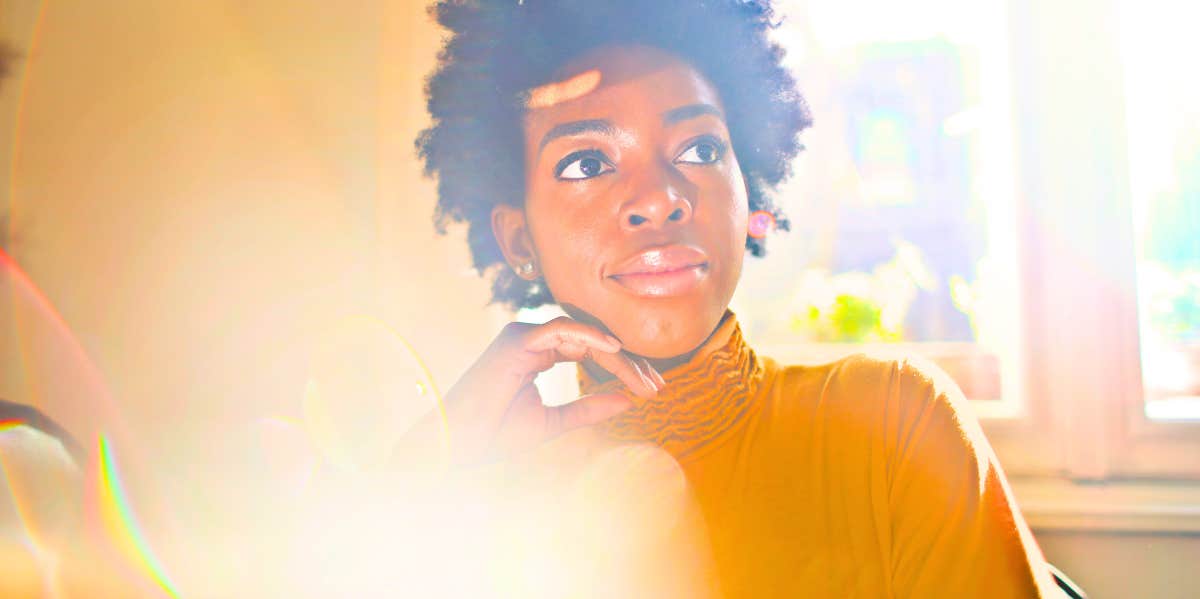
[1004,0,1200,481]
[759,0,1200,482]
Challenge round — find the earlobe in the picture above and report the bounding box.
[491,204,540,279]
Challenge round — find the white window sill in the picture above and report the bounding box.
[1010,476,1200,533]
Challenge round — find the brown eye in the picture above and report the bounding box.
[675,137,726,165]
[556,150,615,180]
[580,157,604,177]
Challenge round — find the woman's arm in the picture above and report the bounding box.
[882,359,1062,597]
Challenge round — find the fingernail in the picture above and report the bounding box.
[653,372,667,390]
[604,335,622,348]
[633,374,654,397]
[646,375,660,395]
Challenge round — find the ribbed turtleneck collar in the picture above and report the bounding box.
[578,311,765,460]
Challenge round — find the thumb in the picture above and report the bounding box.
[547,393,633,438]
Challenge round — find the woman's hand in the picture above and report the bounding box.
[402,317,665,467]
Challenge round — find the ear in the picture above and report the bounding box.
[491,204,539,280]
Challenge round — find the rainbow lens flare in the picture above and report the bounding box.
[92,435,180,598]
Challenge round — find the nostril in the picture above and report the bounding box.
[668,208,684,222]
[629,214,648,226]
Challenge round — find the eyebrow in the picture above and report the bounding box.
[663,103,724,126]
[535,104,725,156]
[538,119,617,153]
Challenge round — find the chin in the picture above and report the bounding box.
[557,281,733,360]
[623,337,705,360]
[605,299,726,360]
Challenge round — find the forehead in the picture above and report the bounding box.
[524,45,724,129]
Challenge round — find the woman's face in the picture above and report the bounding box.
[498,45,748,359]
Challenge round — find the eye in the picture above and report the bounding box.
[674,137,726,165]
[555,150,615,180]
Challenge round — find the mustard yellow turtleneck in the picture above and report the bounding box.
[542,312,1060,598]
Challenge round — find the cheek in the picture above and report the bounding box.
[711,164,749,296]
[715,163,750,253]
[729,160,750,223]
[525,198,604,299]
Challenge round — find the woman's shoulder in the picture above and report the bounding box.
[765,351,971,425]
[762,352,994,490]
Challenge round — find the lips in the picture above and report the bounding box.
[607,245,709,297]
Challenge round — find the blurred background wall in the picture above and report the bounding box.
[0,0,505,469]
[0,1,1196,597]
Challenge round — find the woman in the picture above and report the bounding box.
[412,1,1061,596]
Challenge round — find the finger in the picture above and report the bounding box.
[523,317,621,354]
[518,318,653,396]
[625,355,664,391]
[553,341,592,362]
[627,355,656,392]
[546,393,633,438]
[560,346,656,399]
[588,349,659,399]
[516,317,654,398]
[641,357,667,389]
[549,343,662,398]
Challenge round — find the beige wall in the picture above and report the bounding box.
[0,0,505,466]
[1038,531,1200,599]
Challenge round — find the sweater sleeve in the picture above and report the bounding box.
[882,358,1060,598]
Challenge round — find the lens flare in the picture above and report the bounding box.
[0,425,53,573]
[312,315,449,467]
[527,69,603,109]
[0,247,127,449]
[1,420,80,597]
[90,435,179,599]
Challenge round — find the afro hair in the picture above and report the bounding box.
[416,0,812,309]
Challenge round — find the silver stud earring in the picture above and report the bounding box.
[517,262,535,276]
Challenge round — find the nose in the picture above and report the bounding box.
[618,161,694,231]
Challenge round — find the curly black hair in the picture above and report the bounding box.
[416,0,812,310]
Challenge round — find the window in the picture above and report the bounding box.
[1121,0,1200,422]
[511,0,1200,486]
[738,0,1200,481]
[738,0,1025,422]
